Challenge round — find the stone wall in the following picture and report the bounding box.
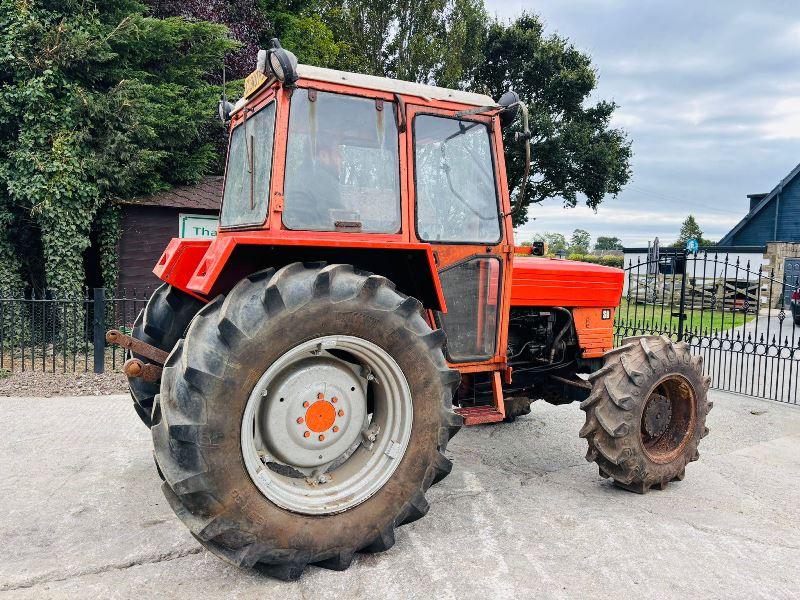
[764,242,800,306]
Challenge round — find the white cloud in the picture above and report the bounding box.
[759,97,800,140]
[486,0,800,246]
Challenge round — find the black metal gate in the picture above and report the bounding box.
[615,252,800,404]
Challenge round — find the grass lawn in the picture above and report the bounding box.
[615,299,757,335]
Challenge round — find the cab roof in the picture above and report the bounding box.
[296,64,496,108]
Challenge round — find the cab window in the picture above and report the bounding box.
[283,91,401,233]
[220,101,276,228]
[414,115,501,243]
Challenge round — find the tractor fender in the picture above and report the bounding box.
[152,236,447,312]
[152,238,213,302]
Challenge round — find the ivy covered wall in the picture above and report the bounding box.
[0,0,236,297]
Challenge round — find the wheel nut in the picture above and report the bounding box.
[317,392,324,400]
[296,417,304,424]
[338,409,344,417]
[332,426,339,433]
[303,431,310,438]
[303,401,310,408]
[331,397,338,403]
[318,434,325,441]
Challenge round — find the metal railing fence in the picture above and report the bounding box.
[614,251,800,404]
[1,253,799,406]
[0,288,151,374]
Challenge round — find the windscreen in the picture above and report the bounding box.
[220,102,277,228]
[414,115,501,243]
[283,91,401,233]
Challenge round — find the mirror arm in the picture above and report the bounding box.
[454,104,501,119]
[504,101,531,220]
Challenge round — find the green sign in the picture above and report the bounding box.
[179,213,218,239]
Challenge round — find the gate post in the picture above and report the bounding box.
[93,288,106,374]
[677,250,688,341]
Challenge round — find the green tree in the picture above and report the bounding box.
[0,0,236,296]
[475,13,632,226]
[595,236,623,251]
[672,215,715,247]
[532,231,567,254]
[321,0,486,83]
[569,228,591,254]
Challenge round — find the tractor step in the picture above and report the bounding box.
[455,406,505,425]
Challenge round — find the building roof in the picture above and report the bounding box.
[719,161,800,245]
[623,245,766,254]
[115,176,222,211]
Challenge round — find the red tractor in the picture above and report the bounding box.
[109,41,711,580]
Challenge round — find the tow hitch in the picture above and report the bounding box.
[106,329,167,382]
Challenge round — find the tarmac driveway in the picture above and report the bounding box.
[1,391,799,599]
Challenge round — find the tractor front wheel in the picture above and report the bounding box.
[580,336,711,493]
[152,263,461,579]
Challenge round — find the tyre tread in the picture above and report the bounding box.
[154,262,460,578]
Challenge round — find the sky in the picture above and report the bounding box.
[485,0,800,247]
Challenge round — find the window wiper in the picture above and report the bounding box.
[439,136,496,221]
[243,108,256,210]
[249,134,255,210]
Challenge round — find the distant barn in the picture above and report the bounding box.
[719,161,800,247]
[717,161,800,303]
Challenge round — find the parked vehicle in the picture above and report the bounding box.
[108,40,711,580]
[791,289,800,326]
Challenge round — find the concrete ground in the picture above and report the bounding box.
[1,391,799,599]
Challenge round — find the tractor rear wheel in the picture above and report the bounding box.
[128,284,203,427]
[579,336,711,493]
[152,263,461,579]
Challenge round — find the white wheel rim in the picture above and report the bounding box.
[241,335,413,515]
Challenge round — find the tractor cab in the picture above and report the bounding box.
[160,41,525,403]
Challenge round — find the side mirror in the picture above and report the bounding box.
[218,99,234,124]
[266,38,299,85]
[498,90,520,128]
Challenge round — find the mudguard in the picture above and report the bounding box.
[153,236,447,312]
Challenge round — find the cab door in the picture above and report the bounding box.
[406,103,513,372]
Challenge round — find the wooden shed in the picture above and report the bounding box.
[113,176,221,292]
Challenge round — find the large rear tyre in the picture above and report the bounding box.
[128,284,203,427]
[580,336,711,493]
[152,263,461,580]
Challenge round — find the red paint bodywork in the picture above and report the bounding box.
[510,257,624,357]
[155,234,447,311]
[510,257,624,308]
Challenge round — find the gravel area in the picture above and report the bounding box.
[0,370,128,398]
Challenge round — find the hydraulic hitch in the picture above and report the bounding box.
[106,329,167,382]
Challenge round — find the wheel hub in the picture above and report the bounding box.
[639,374,697,464]
[305,398,336,433]
[643,393,672,438]
[261,357,366,469]
[241,335,414,515]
